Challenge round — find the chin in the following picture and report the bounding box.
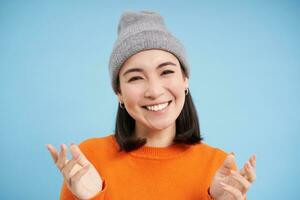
[147,120,175,131]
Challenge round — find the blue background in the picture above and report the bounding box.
[1,0,299,199]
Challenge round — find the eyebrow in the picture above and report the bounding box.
[122,61,177,76]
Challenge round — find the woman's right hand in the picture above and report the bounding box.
[46,143,103,200]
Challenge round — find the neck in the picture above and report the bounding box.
[135,123,176,147]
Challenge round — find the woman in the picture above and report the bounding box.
[47,11,256,200]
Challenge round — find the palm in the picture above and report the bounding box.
[47,144,103,200]
[210,172,230,197]
[209,154,236,200]
[209,154,256,200]
[65,162,102,199]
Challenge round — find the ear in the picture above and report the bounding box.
[184,77,189,89]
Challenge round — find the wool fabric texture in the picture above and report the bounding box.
[59,134,228,200]
[108,10,190,93]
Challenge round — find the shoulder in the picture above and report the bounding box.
[75,133,120,171]
[78,133,119,158]
[191,142,228,165]
[197,142,227,156]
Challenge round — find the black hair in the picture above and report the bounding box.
[114,65,203,152]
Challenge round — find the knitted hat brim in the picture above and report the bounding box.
[109,30,189,93]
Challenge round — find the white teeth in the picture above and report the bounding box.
[146,102,169,111]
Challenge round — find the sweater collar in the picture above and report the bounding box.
[129,143,191,159]
[110,134,192,159]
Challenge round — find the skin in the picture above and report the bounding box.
[46,49,256,200]
[46,143,103,200]
[117,49,188,147]
[209,153,256,200]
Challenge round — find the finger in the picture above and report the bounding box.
[220,182,244,200]
[69,165,90,187]
[230,170,251,194]
[244,160,256,182]
[249,154,256,169]
[240,166,246,177]
[218,153,236,176]
[70,144,89,167]
[46,144,58,163]
[61,159,79,180]
[56,144,68,170]
[240,154,256,177]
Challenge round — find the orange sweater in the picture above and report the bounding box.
[60,134,227,200]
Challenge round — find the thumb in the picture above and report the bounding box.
[70,144,89,167]
[217,153,236,176]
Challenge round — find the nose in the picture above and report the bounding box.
[144,80,164,99]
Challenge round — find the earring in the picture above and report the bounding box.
[119,101,125,109]
[185,88,189,95]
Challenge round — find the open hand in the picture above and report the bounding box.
[209,154,256,200]
[46,143,103,200]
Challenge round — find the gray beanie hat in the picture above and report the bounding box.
[109,10,189,93]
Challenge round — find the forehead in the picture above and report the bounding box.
[120,49,180,73]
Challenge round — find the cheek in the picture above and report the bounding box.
[121,84,144,106]
[167,79,186,97]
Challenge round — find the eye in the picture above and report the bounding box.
[161,70,174,75]
[128,76,142,82]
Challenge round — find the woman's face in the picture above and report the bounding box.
[117,49,188,131]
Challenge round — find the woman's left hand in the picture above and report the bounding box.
[209,153,256,200]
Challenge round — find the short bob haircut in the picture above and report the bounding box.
[114,64,203,152]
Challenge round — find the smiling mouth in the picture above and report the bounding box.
[142,100,172,112]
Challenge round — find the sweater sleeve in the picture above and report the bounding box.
[205,187,214,200]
